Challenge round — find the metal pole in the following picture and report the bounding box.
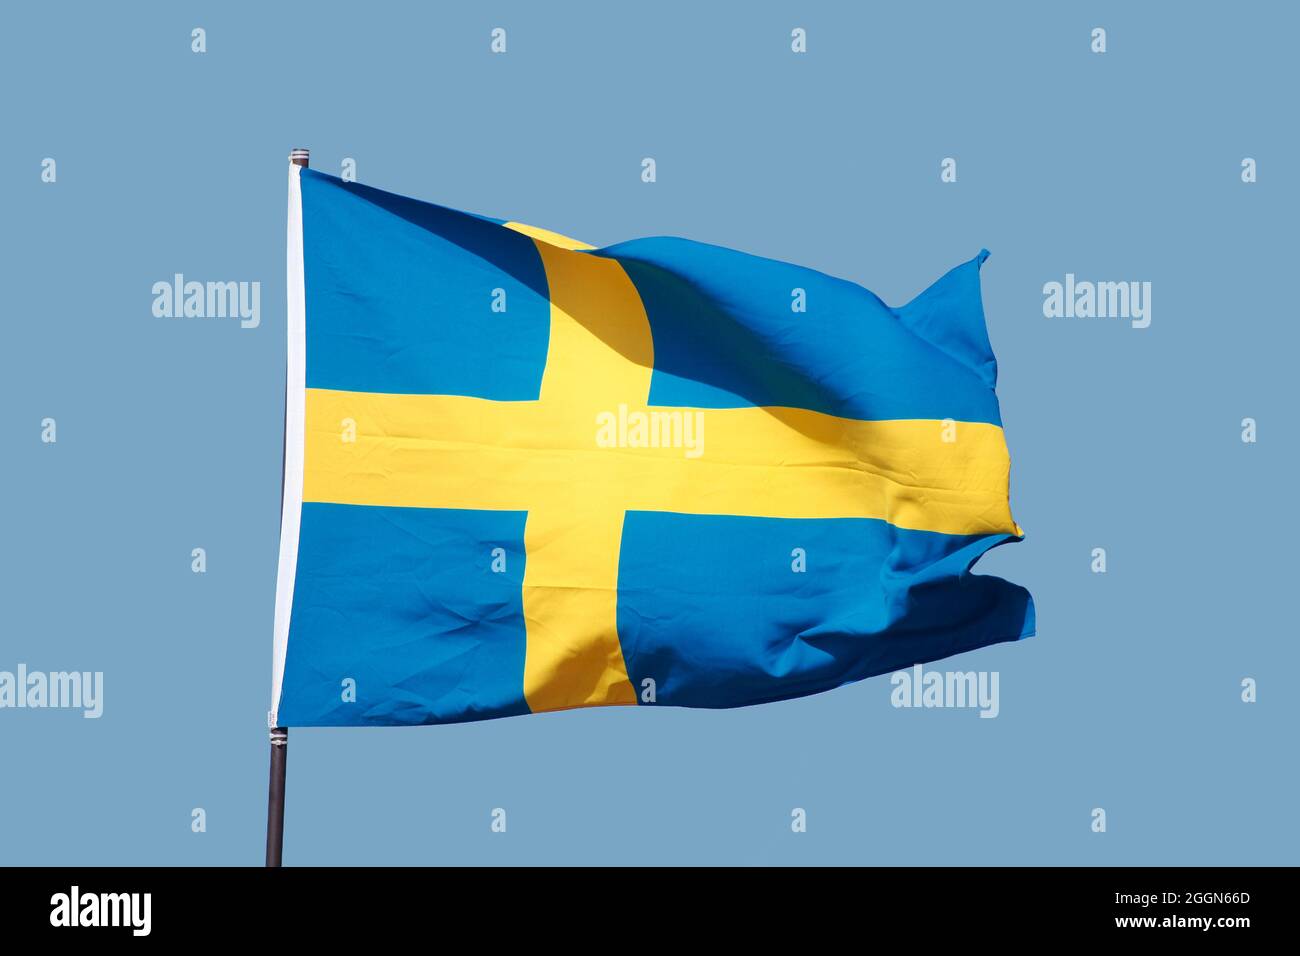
[266,726,289,866]
[266,146,310,868]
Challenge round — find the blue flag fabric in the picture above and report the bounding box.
[270,165,1033,727]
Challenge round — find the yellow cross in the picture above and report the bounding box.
[301,225,1020,715]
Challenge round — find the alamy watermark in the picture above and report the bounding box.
[890,664,999,718]
[596,404,704,458]
[50,886,150,936]
[0,664,103,718]
[152,274,260,328]
[1043,273,1151,329]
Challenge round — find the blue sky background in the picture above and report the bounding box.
[1,1,1295,864]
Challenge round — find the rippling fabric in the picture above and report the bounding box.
[272,169,1033,727]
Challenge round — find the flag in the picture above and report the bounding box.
[270,164,1034,727]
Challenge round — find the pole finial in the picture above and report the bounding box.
[289,148,310,168]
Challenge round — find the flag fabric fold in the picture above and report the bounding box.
[270,166,1033,727]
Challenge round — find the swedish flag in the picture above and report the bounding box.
[270,164,1034,726]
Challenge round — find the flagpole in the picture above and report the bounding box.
[266,145,310,868]
[265,725,288,866]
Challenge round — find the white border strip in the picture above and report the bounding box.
[270,162,307,725]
